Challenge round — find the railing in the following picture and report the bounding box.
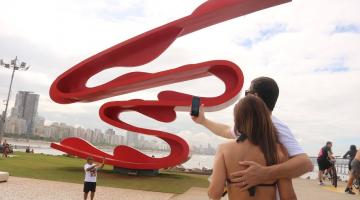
[309,156,350,175]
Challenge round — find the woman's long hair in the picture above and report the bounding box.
[234,95,279,166]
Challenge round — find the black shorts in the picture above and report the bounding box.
[83,182,96,193]
[317,158,332,171]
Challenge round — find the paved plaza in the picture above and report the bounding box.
[0,176,359,200]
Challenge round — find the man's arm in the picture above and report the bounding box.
[96,158,106,169]
[266,153,313,179]
[86,165,97,171]
[328,149,335,160]
[192,104,234,139]
[230,153,313,190]
[229,117,313,189]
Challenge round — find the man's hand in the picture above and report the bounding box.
[100,157,105,168]
[191,104,206,125]
[190,104,233,139]
[229,161,270,191]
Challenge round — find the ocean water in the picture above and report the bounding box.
[10,139,352,180]
[12,144,215,169]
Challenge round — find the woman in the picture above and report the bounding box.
[208,95,296,200]
[343,145,357,172]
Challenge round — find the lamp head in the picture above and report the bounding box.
[20,62,26,68]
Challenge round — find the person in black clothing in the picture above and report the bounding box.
[317,141,334,185]
[345,150,360,195]
[343,145,357,171]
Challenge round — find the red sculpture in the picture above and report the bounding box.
[50,0,290,170]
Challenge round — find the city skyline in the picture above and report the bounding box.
[0,90,215,155]
[11,91,39,135]
[0,0,359,156]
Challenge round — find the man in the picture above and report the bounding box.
[345,150,360,195]
[192,77,313,192]
[317,141,334,185]
[84,156,105,200]
[2,140,9,158]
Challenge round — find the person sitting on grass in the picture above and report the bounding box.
[208,95,296,200]
[83,156,105,200]
[26,146,30,153]
[345,150,360,195]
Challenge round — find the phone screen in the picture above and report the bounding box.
[191,96,201,117]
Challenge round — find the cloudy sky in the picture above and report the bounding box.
[0,0,359,156]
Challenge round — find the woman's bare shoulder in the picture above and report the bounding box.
[218,140,239,148]
[218,140,252,154]
[276,143,289,163]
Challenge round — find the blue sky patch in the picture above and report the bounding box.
[259,23,287,40]
[97,4,145,21]
[315,59,350,73]
[333,24,360,33]
[236,23,287,48]
[239,38,253,48]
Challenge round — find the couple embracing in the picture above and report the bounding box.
[192,77,313,200]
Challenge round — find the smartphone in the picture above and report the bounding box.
[191,96,201,117]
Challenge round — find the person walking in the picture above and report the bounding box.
[343,145,357,172]
[83,156,105,200]
[2,140,9,158]
[345,150,360,195]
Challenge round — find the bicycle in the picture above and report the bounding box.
[325,160,338,188]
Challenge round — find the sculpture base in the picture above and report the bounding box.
[113,166,159,176]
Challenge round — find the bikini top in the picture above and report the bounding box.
[226,178,278,196]
[226,133,278,196]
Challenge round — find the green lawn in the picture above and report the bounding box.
[0,152,209,194]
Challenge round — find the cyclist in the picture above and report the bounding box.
[317,141,334,185]
[345,149,360,195]
[343,145,357,172]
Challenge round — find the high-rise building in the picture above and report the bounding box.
[126,131,139,147]
[105,128,115,135]
[4,116,27,134]
[34,115,45,128]
[10,91,39,135]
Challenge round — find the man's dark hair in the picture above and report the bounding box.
[251,77,279,111]
[326,141,332,146]
[350,145,357,152]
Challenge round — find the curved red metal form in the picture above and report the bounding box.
[50,0,290,170]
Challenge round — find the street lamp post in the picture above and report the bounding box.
[0,56,30,143]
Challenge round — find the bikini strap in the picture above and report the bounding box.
[258,181,278,187]
[248,181,277,197]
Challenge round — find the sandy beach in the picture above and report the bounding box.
[0,176,358,200]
